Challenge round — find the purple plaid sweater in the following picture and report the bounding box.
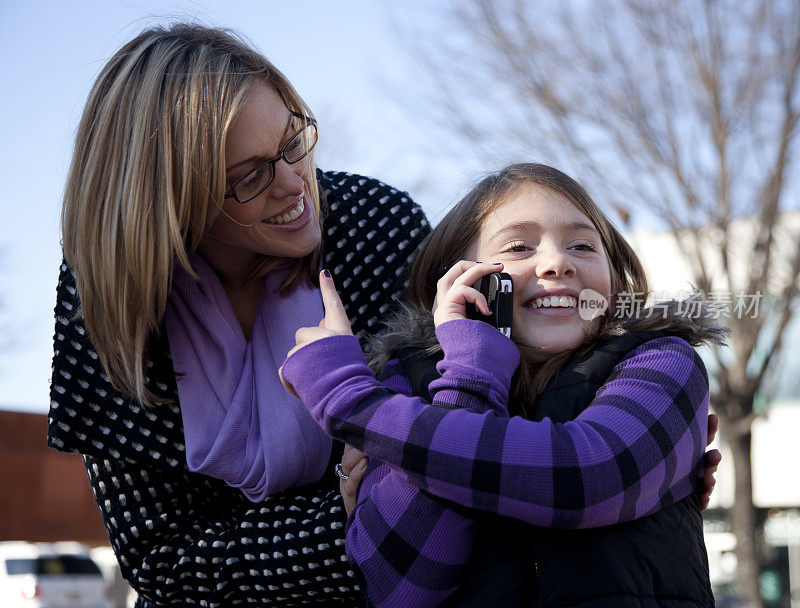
[281,319,710,608]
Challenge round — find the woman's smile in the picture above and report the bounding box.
[201,83,322,265]
[262,197,311,229]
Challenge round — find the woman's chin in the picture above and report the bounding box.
[201,221,322,264]
[277,224,322,259]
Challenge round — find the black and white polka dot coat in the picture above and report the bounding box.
[47,171,430,607]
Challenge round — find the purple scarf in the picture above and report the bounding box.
[164,253,331,501]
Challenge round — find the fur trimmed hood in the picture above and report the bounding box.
[367,296,729,376]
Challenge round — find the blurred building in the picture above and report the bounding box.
[702,401,800,607]
[0,410,106,544]
[629,218,800,608]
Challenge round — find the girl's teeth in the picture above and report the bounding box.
[532,296,576,309]
[266,200,304,224]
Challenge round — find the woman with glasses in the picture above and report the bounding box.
[47,22,720,608]
[47,23,428,607]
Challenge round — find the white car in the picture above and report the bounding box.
[0,542,112,608]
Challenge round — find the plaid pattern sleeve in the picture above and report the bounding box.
[343,321,519,607]
[282,332,709,529]
[427,320,520,416]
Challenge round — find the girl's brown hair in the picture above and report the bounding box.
[408,164,646,408]
[371,164,723,415]
[408,163,646,308]
[61,23,324,404]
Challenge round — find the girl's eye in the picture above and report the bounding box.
[571,242,597,252]
[503,242,530,253]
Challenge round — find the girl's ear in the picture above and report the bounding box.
[607,292,618,322]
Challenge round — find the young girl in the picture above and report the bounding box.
[281,163,725,607]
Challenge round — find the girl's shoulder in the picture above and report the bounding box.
[623,334,701,360]
[613,335,709,386]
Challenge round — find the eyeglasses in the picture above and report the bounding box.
[224,112,318,204]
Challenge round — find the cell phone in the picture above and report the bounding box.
[465,272,513,338]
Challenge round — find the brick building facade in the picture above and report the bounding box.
[0,410,107,545]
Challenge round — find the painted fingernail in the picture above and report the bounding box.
[322,269,331,278]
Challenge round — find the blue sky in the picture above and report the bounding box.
[3,2,797,412]
[0,1,485,412]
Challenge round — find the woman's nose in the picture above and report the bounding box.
[269,159,306,199]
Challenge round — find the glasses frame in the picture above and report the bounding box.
[224,112,318,204]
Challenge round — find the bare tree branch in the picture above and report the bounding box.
[393,3,800,605]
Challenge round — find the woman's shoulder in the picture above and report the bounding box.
[318,168,415,202]
[317,170,431,338]
[49,260,187,467]
[318,169,428,230]
[317,168,430,265]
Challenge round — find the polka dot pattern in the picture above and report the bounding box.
[47,171,430,607]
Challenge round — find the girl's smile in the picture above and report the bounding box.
[523,289,579,314]
[466,183,612,360]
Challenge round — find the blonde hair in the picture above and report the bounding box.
[61,23,324,404]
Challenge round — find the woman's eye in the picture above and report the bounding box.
[239,174,256,189]
[571,242,596,252]
[286,136,303,151]
[240,165,266,188]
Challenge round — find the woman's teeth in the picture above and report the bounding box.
[265,200,304,224]
[531,295,577,309]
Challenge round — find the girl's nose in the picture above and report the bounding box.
[534,245,576,279]
[269,159,306,199]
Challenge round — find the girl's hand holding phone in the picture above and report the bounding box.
[433,261,504,327]
[280,269,353,397]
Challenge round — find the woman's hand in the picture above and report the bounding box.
[699,413,721,511]
[433,261,504,327]
[279,269,353,397]
[339,444,369,516]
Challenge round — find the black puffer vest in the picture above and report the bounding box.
[401,331,715,608]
